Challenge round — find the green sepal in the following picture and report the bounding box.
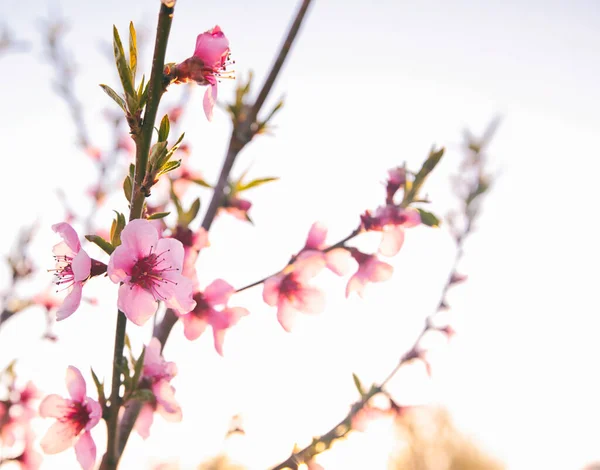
[178,198,201,227]
[129,389,155,403]
[137,75,148,109]
[147,211,170,220]
[90,367,106,409]
[131,346,146,389]
[85,235,115,255]
[99,84,127,113]
[123,175,132,203]
[192,178,212,188]
[416,208,440,228]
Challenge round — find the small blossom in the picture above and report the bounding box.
[50,223,92,320]
[263,255,326,332]
[180,279,249,356]
[345,249,393,298]
[361,206,420,257]
[385,167,406,204]
[32,288,61,312]
[107,219,196,326]
[300,222,352,276]
[39,366,101,470]
[135,338,181,438]
[168,26,233,121]
[220,195,252,222]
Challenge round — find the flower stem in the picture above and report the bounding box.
[102,4,174,469]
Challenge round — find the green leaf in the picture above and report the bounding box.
[128,22,137,81]
[148,141,168,169]
[352,373,365,396]
[123,175,132,202]
[170,185,184,221]
[191,178,212,188]
[147,211,170,220]
[416,208,440,228]
[187,198,200,223]
[158,114,170,142]
[403,147,445,205]
[85,235,115,255]
[138,76,149,109]
[110,211,127,247]
[131,346,146,389]
[237,177,279,192]
[157,159,181,177]
[99,84,127,112]
[113,25,136,111]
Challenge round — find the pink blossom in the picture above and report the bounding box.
[180,279,249,356]
[39,366,101,470]
[107,219,196,326]
[300,222,352,276]
[135,338,181,438]
[263,256,326,332]
[385,167,406,204]
[51,223,92,321]
[32,288,61,312]
[15,428,42,470]
[169,25,233,121]
[345,250,393,298]
[171,225,209,282]
[361,206,420,257]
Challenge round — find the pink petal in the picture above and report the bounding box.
[203,279,235,306]
[325,248,352,276]
[134,404,155,439]
[71,249,92,282]
[52,241,75,258]
[296,286,325,314]
[263,275,283,306]
[56,282,83,321]
[152,380,180,415]
[74,431,96,470]
[221,306,249,327]
[143,338,165,378]
[161,274,196,315]
[203,84,218,121]
[305,222,327,250]
[345,274,366,299]
[367,258,394,282]
[107,244,136,284]
[212,328,226,356]
[379,226,405,257]
[276,299,298,333]
[40,420,78,454]
[294,252,326,282]
[39,394,68,418]
[85,399,102,430]
[118,284,158,326]
[194,26,229,67]
[52,223,81,253]
[181,314,208,341]
[158,402,182,422]
[119,219,159,259]
[402,207,421,227]
[156,237,186,271]
[66,366,86,402]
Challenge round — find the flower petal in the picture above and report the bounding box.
[276,299,298,332]
[156,237,186,271]
[161,274,196,315]
[134,404,155,440]
[152,380,180,415]
[119,219,159,259]
[39,394,68,418]
[107,244,136,284]
[74,431,96,470]
[345,274,366,299]
[203,278,235,306]
[296,286,325,314]
[325,248,352,276]
[294,253,326,282]
[305,222,327,250]
[263,275,283,306]
[379,226,405,257]
[52,223,81,253]
[181,314,208,341]
[66,366,86,402]
[71,249,92,282]
[56,283,83,321]
[40,420,78,454]
[203,84,218,122]
[118,284,158,326]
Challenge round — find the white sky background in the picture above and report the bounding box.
[0,0,599,469]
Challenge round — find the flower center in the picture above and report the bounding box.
[52,255,75,290]
[279,273,301,300]
[63,401,90,435]
[130,247,178,299]
[192,292,210,318]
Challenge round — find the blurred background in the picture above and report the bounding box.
[0,0,599,468]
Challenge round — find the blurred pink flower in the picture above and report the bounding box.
[263,255,326,332]
[15,428,42,470]
[171,225,209,282]
[300,222,352,276]
[32,288,61,312]
[107,219,196,326]
[345,250,393,298]
[135,338,181,438]
[39,366,101,470]
[361,206,420,257]
[170,25,232,121]
[180,279,249,356]
[385,167,406,204]
[51,223,91,321]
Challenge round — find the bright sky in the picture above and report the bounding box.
[1,0,599,469]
